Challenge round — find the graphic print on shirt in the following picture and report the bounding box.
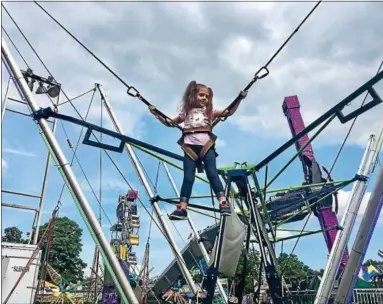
[186,108,209,128]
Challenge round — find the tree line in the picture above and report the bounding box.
[2,217,87,283]
[3,219,381,290]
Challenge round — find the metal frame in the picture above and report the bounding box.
[2,37,140,304]
[27,64,383,304]
[1,77,57,247]
[95,84,199,297]
[31,72,383,180]
[3,23,383,302]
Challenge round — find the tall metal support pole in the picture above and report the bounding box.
[96,83,199,296]
[2,76,11,122]
[335,163,383,303]
[32,109,58,244]
[314,120,383,304]
[161,161,228,302]
[1,38,139,304]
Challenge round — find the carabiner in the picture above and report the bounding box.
[254,66,269,80]
[127,86,140,98]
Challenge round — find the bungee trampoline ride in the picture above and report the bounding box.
[2,1,383,304]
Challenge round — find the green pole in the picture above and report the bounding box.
[264,115,336,189]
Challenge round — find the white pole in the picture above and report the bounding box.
[314,119,383,304]
[1,76,11,123]
[335,164,383,303]
[1,37,139,304]
[96,83,199,296]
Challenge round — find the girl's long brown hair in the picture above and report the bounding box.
[179,80,214,120]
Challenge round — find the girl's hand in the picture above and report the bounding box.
[240,90,248,99]
[222,109,230,117]
[148,105,157,115]
[165,117,175,127]
[149,105,175,127]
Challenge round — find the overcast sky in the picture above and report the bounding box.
[2,0,383,283]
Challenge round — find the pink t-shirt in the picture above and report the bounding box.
[178,107,219,146]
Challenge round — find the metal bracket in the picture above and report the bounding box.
[83,127,125,153]
[254,71,383,171]
[31,107,185,162]
[21,69,61,87]
[337,86,383,123]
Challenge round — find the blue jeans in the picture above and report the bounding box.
[180,145,225,203]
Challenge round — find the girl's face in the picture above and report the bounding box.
[195,87,210,108]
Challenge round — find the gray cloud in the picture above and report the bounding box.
[3,2,382,146]
[3,1,382,193]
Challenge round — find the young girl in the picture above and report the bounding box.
[149,81,247,220]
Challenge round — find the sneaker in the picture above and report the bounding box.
[169,207,188,220]
[219,201,231,216]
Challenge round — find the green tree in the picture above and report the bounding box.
[231,249,261,294]
[38,216,87,283]
[190,264,203,283]
[2,226,26,243]
[363,259,383,267]
[278,252,314,277]
[232,250,319,294]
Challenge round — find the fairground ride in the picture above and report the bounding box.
[2,1,383,304]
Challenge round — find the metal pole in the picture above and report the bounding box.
[335,164,383,303]
[314,120,383,304]
[33,112,58,244]
[1,203,39,212]
[2,76,11,122]
[161,161,228,302]
[28,212,37,244]
[1,189,41,199]
[96,83,199,296]
[1,38,139,304]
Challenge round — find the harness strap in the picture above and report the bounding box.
[178,141,199,161]
[182,126,212,135]
[200,136,216,158]
[177,126,218,173]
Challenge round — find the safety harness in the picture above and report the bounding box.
[177,126,216,160]
[177,125,217,172]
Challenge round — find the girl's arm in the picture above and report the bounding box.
[172,115,184,124]
[215,90,248,118]
[148,105,184,127]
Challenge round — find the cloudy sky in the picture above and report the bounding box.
[2,0,383,284]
